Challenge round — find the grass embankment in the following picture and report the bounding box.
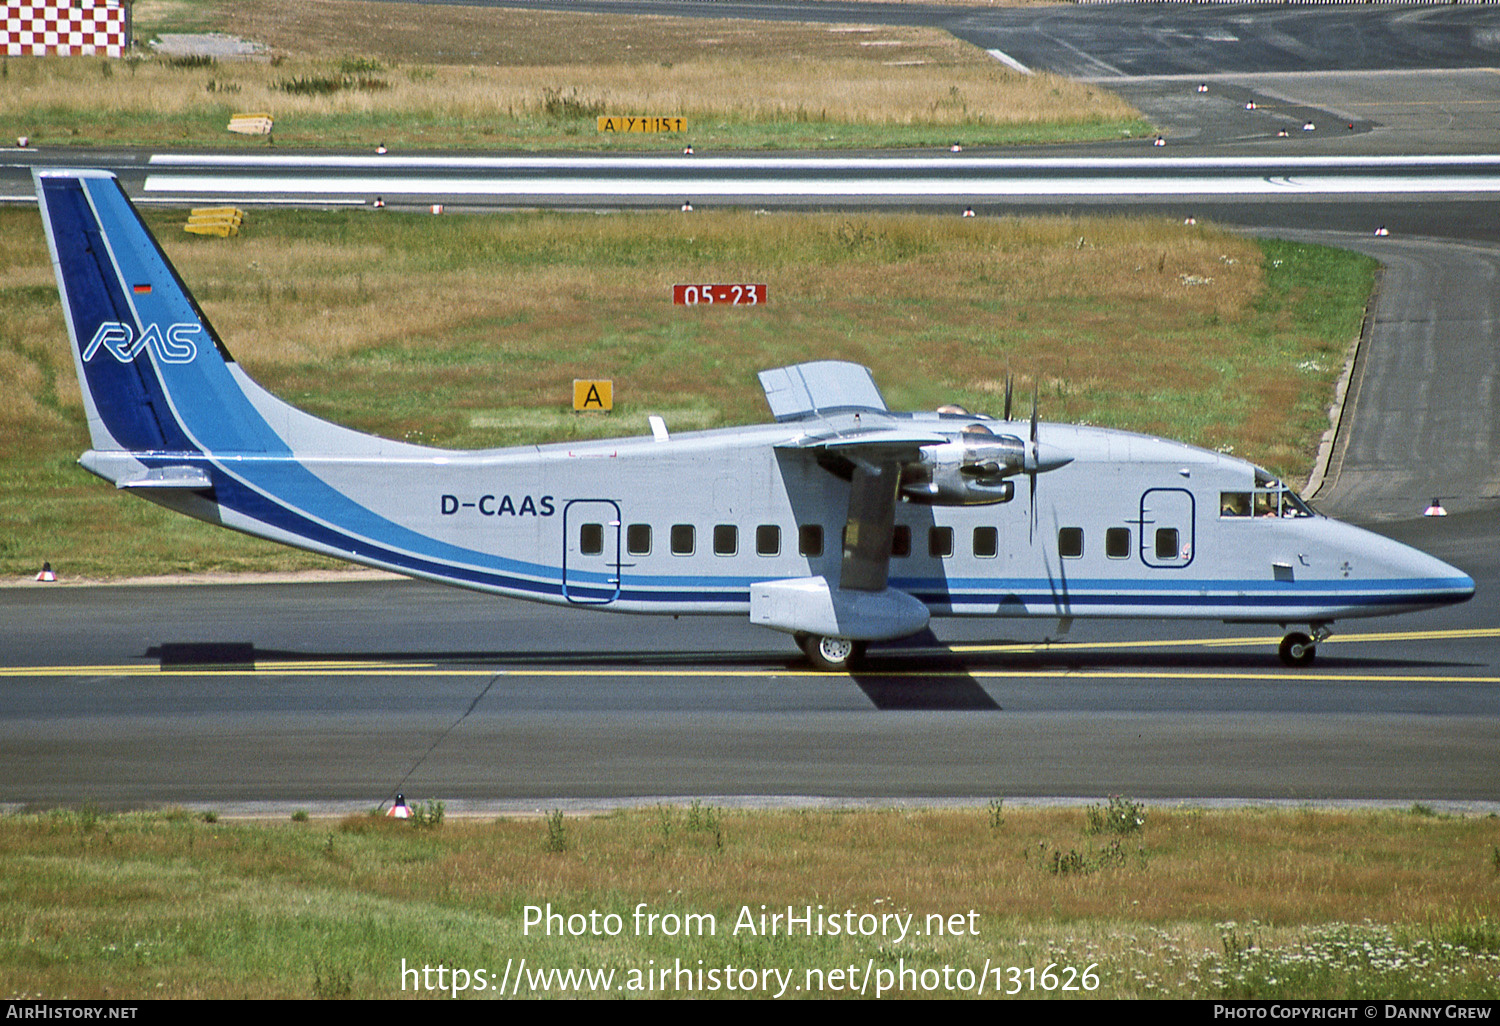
[1,803,1496,999]
[0,0,1149,150]
[0,207,1374,579]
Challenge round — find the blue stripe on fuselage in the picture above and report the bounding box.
[191,460,1484,614]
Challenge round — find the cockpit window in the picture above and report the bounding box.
[1220,492,1251,517]
[1238,468,1317,519]
[1281,490,1316,518]
[1226,481,1317,519]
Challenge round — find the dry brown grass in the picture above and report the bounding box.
[159,211,1267,433]
[0,1,1143,150]
[213,0,1033,69]
[0,207,1282,443]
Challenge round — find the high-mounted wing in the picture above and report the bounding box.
[758,360,888,422]
[752,364,930,653]
[752,363,1074,664]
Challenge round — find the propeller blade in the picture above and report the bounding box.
[1029,381,1039,543]
[1003,373,1013,421]
[1030,470,1038,544]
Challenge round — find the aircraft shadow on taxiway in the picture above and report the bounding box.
[144,639,1478,675]
[140,636,1477,714]
[145,639,1004,710]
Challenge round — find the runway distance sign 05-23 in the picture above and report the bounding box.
[673,283,767,306]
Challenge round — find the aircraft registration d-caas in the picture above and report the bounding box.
[35,169,1474,669]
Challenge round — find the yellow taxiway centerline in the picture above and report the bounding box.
[0,625,1497,685]
[0,667,1496,684]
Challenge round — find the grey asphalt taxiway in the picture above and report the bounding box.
[2,2,1497,809]
[1,507,1496,807]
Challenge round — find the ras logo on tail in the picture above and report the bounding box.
[83,321,201,364]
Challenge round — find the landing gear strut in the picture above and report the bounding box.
[798,633,866,672]
[1279,624,1332,667]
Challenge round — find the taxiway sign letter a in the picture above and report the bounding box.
[573,379,613,411]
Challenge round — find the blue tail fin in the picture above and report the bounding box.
[35,169,277,456]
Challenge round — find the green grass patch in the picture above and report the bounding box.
[0,207,1374,579]
[0,805,1496,999]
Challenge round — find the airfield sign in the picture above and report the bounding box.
[573,379,613,412]
[673,284,766,306]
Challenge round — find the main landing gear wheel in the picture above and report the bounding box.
[1279,631,1317,666]
[800,634,866,672]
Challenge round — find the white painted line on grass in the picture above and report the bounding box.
[986,48,1032,75]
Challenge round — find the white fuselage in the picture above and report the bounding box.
[126,411,1469,628]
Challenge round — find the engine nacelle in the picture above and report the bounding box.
[900,427,1025,505]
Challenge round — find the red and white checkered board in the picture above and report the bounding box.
[3,2,125,58]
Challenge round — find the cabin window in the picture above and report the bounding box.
[929,526,953,558]
[1155,528,1180,559]
[973,526,998,558]
[1105,527,1131,559]
[892,525,911,557]
[670,524,695,556]
[713,524,738,556]
[1220,492,1252,517]
[1058,527,1084,558]
[626,523,651,556]
[756,525,780,556]
[799,524,824,558]
[579,523,604,556]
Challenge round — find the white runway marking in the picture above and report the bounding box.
[142,173,1500,199]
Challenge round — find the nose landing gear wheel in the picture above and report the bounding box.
[1279,631,1316,666]
[800,634,865,672]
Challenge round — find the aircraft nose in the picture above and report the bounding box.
[1393,540,1474,606]
[1446,566,1476,602]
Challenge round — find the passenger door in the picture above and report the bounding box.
[561,499,622,604]
[1139,488,1195,569]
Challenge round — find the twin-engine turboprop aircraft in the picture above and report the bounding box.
[35,169,1474,669]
